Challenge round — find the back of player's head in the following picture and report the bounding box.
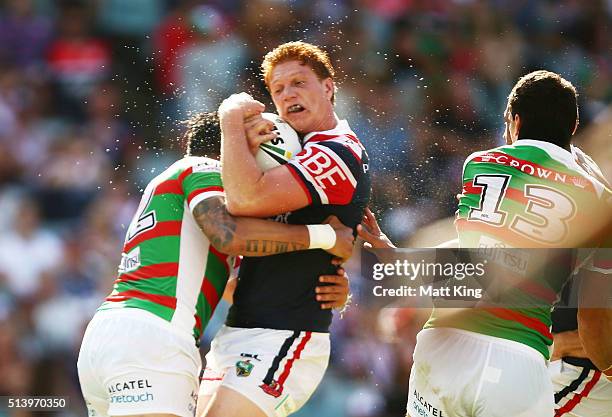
[508,70,578,148]
[261,41,336,103]
[183,112,221,158]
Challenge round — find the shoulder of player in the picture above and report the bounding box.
[571,145,611,187]
[175,156,221,174]
[461,148,496,173]
[303,133,366,162]
[147,157,221,190]
[461,141,543,169]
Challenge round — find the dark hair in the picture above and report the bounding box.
[508,70,578,148]
[183,112,221,157]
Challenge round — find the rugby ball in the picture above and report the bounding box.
[255,113,302,170]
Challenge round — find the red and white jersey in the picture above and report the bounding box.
[286,119,369,206]
[226,117,371,333]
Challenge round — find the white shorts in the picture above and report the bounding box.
[77,308,201,417]
[550,360,612,417]
[200,326,330,417]
[406,327,555,417]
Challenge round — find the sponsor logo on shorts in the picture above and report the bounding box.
[240,352,261,360]
[107,378,155,406]
[110,392,154,404]
[107,379,153,394]
[260,380,282,398]
[410,390,445,417]
[236,360,254,377]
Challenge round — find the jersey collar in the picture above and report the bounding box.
[515,139,579,171]
[513,139,608,197]
[302,116,356,144]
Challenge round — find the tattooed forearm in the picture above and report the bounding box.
[244,240,307,255]
[193,196,238,253]
[193,196,309,256]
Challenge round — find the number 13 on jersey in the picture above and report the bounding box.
[467,174,576,244]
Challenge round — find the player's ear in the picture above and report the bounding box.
[572,119,578,135]
[323,78,334,102]
[513,113,522,140]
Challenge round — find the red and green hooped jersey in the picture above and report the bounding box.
[426,140,612,359]
[99,157,231,343]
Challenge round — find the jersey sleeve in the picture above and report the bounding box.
[181,162,225,213]
[285,137,363,205]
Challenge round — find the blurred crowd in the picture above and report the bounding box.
[0,0,610,416]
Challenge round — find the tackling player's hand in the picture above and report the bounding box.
[218,92,265,120]
[357,208,396,249]
[244,114,277,154]
[324,215,354,262]
[316,267,350,309]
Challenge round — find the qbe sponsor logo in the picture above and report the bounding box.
[298,146,352,189]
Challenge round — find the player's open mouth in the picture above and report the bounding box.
[287,104,305,114]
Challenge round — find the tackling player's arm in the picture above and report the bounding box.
[219,94,310,217]
[550,330,586,361]
[573,156,612,378]
[193,196,353,260]
[577,309,612,374]
[577,242,612,378]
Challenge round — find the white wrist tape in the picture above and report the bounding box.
[307,224,336,250]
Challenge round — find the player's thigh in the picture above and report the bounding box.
[203,386,267,417]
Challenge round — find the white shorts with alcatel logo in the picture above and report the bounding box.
[406,327,554,417]
[77,308,201,417]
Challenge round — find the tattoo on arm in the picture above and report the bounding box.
[193,197,307,256]
[245,240,307,254]
[193,196,237,253]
